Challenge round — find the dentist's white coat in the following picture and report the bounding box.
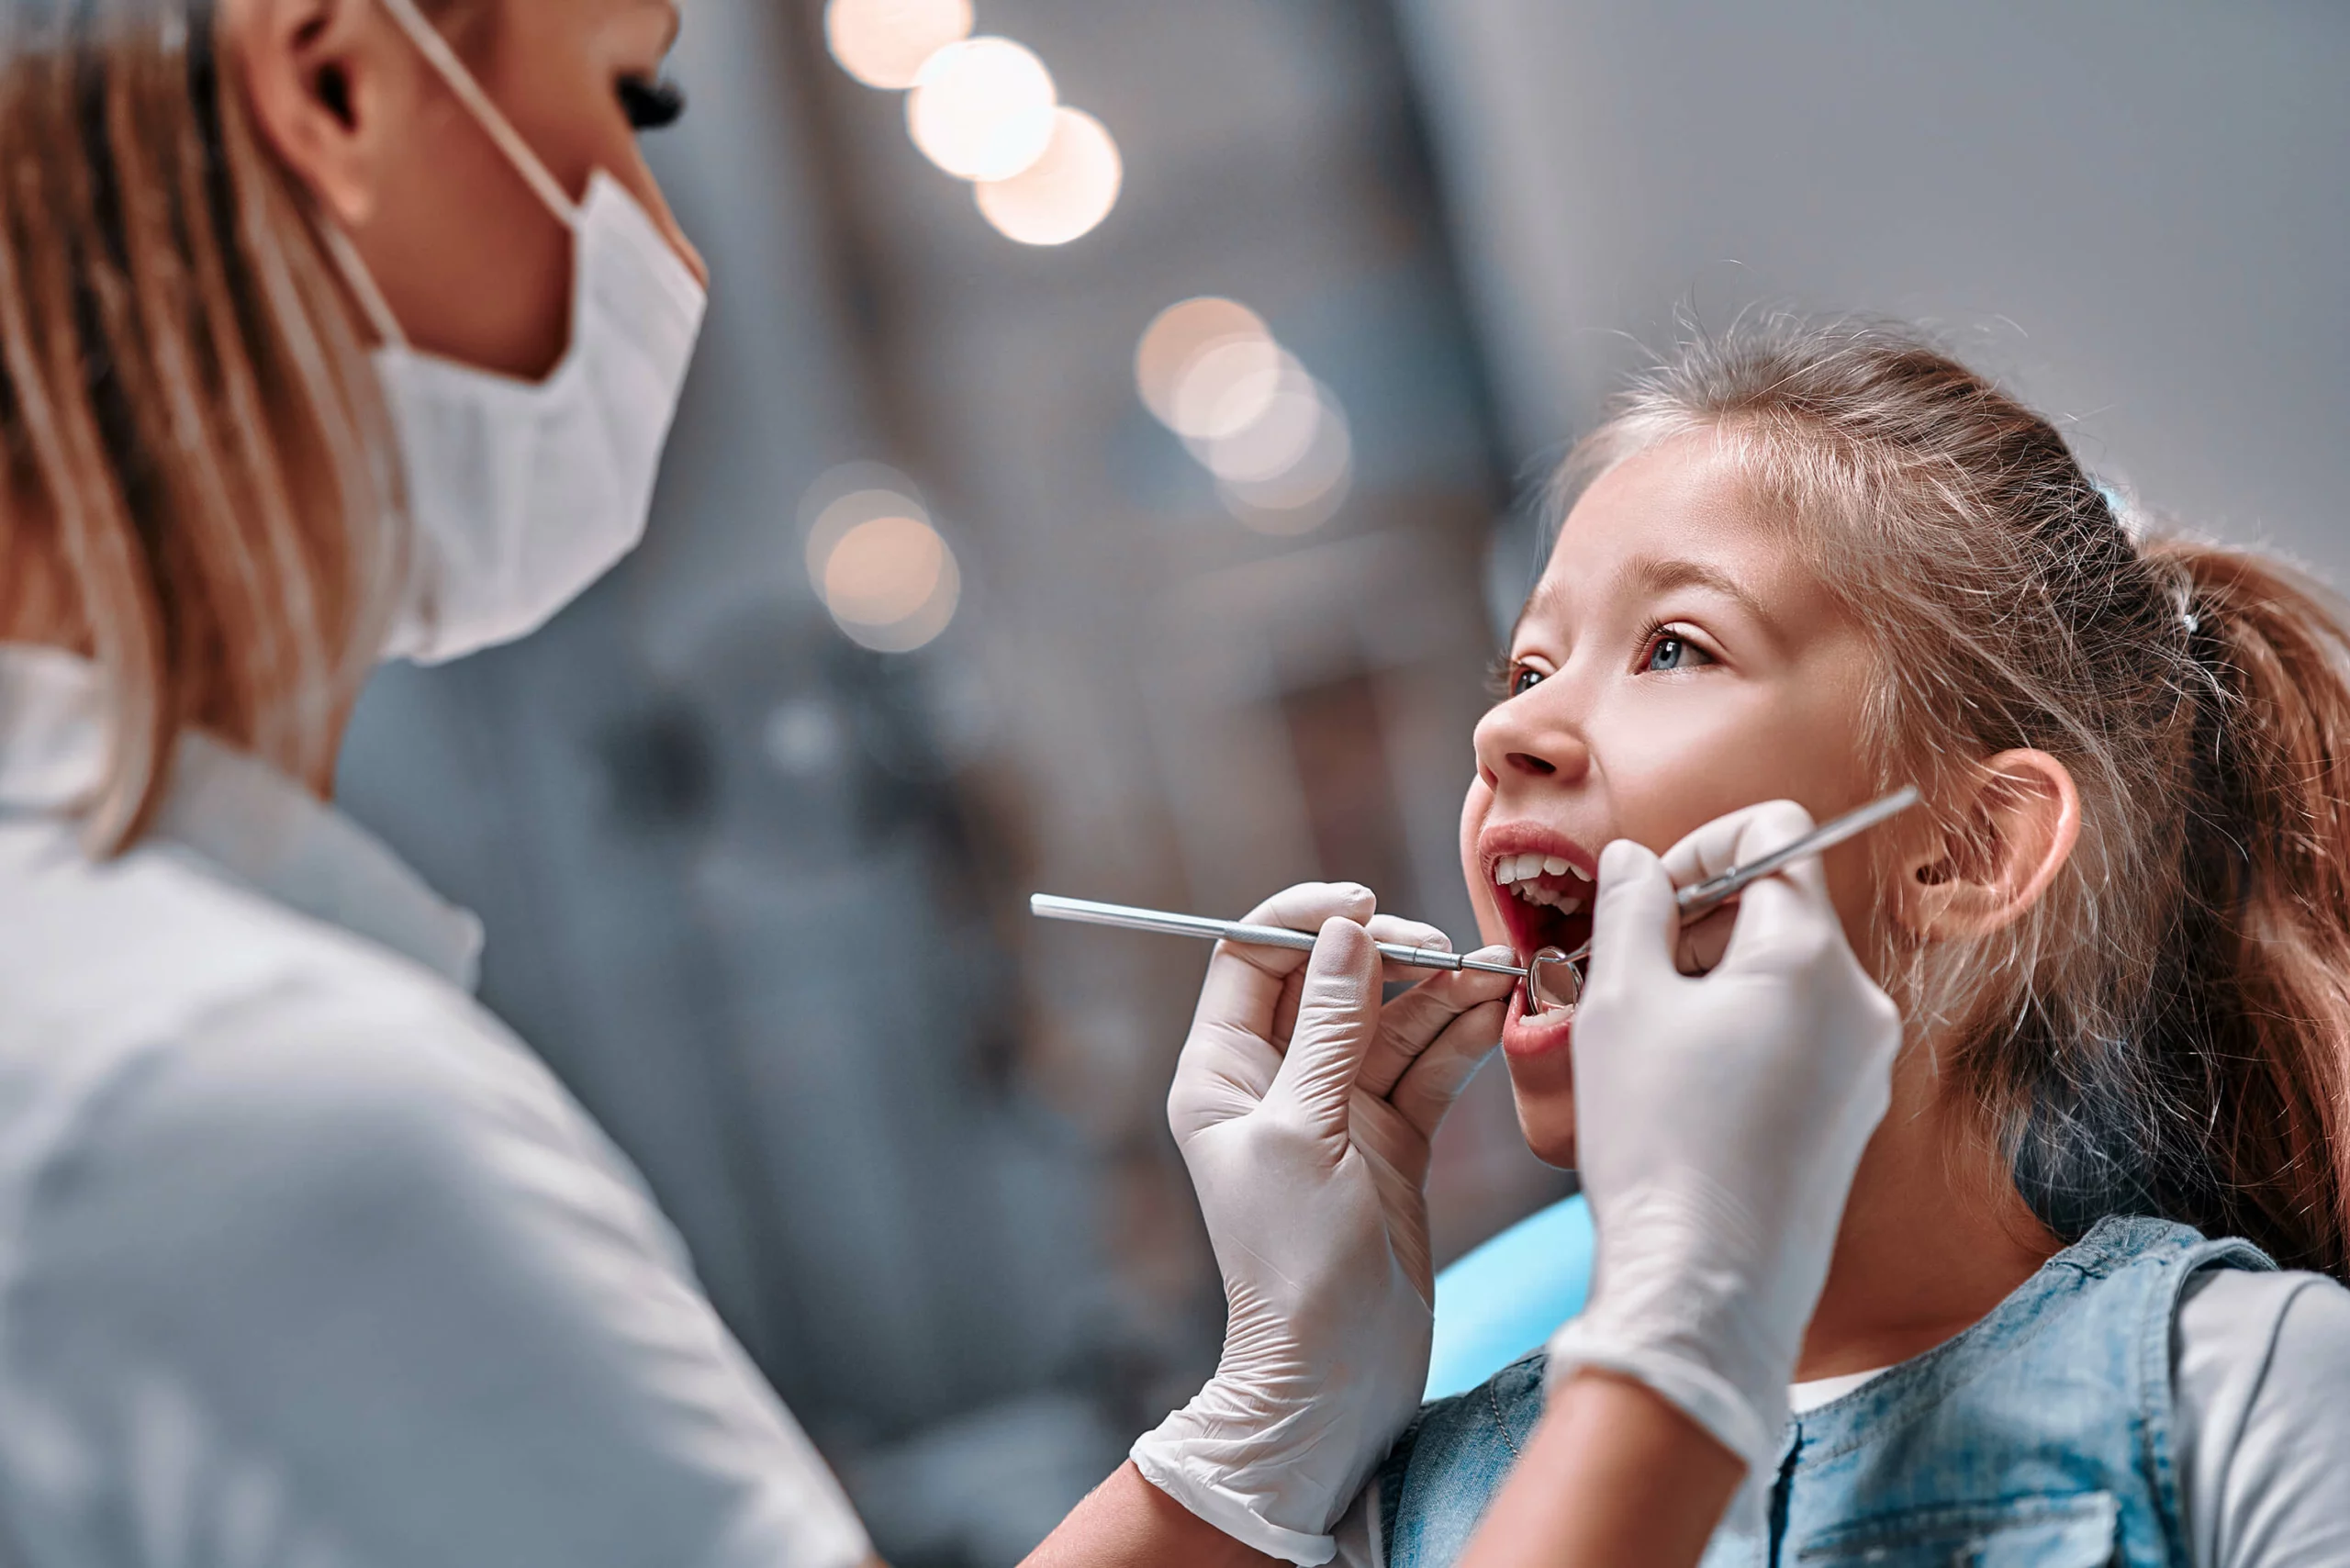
[0,647,872,1568]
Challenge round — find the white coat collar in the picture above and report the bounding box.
[0,644,484,991]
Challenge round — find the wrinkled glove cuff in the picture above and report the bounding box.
[1542,1317,1782,1481]
[1128,1433,1337,1566]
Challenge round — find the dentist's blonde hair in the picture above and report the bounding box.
[1564,317,2350,1279]
[0,0,468,850]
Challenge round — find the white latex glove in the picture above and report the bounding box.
[1131,882,1516,1565]
[1546,801,1902,1484]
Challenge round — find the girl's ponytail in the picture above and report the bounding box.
[2144,542,2350,1276]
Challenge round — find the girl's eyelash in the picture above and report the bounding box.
[1486,652,1520,701]
[1637,619,1695,661]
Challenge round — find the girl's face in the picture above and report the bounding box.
[1460,434,1887,1165]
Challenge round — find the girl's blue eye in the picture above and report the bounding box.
[1644,634,1709,672]
[1511,665,1543,697]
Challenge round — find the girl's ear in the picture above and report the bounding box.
[225,0,415,227]
[1898,750,2081,939]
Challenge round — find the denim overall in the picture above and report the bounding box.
[1376,1215,2270,1567]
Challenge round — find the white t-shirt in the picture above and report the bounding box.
[0,648,873,1568]
[1337,1252,2350,1565]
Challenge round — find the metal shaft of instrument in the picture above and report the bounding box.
[1030,785,1920,986]
[1673,785,1923,920]
[1027,895,1527,978]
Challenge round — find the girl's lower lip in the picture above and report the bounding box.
[1501,976,1576,1059]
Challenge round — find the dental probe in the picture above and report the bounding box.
[1029,787,1921,1003]
[1673,784,1921,922]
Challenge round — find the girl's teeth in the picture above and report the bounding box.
[1493,851,1594,888]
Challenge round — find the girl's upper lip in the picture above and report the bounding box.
[1476,821,1599,882]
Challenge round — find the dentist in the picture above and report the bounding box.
[0,3,1899,1565]
[0,2,1506,1563]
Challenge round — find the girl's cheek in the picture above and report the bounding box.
[1460,777,1508,947]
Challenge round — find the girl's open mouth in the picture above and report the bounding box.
[1481,829,1596,1056]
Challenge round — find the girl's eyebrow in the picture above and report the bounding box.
[1621,554,1781,634]
[1512,554,1783,648]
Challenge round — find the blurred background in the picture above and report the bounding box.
[336,2,2350,1562]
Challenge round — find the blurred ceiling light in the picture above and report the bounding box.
[1168,336,1290,442]
[1135,297,1270,428]
[1138,297,1358,534]
[975,107,1122,245]
[803,476,926,586]
[1199,364,1326,482]
[907,38,1058,183]
[1219,403,1354,535]
[811,508,964,653]
[823,0,974,90]
[824,515,946,625]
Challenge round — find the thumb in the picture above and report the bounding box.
[1267,917,1383,1141]
[1583,838,1681,998]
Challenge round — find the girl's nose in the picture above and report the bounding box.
[1473,693,1591,788]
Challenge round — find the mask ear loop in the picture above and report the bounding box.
[371,0,581,230]
[316,222,411,351]
[315,0,588,349]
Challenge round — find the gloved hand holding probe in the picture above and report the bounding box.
[1545,803,1903,1486]
[1129,883,1516,1565]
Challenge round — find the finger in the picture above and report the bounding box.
[1388,996,1507,1140]
[1657,799,1816,888]
[1358,947,1516,1099]
[1675,905,1738,975]
[1666,799,1835,973]
[1365,913,1452,985]
[1267,917,1383,1140]
[1582,838,1681,998]
[1189,881,1376,1045]
[1718,834,1843,974]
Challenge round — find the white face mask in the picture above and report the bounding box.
[325,0,709,665]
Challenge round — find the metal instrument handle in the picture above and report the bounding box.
[1674,786,1922,919]
[1027,895,1520,977]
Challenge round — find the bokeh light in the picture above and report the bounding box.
[1137,297,1357,533]
[975,108,1123,246]
[1169,336,1287,441]
[824,515,946,625]
[1199,360,1326,481]
[803,479,963,654]
[1135,298,1271,429]
[1219,401,1354,535]
[823,0,974,90]
[907,38,1058,183]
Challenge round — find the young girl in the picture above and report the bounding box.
[1345,319,2350,1564]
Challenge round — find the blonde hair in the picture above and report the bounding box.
[0,0,439,850]
[1565,317,2350,1277]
